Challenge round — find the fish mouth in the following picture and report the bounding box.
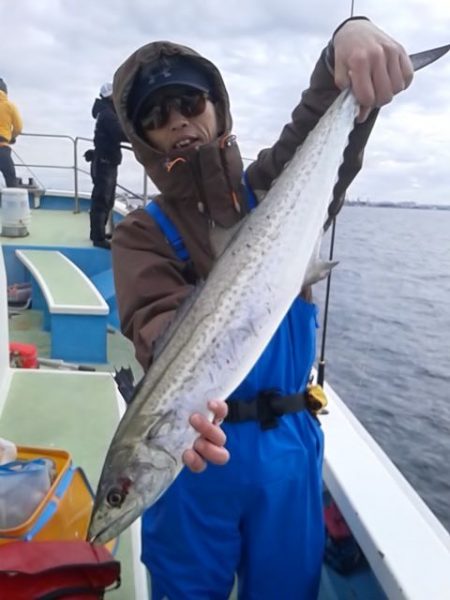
[88,505,137,545]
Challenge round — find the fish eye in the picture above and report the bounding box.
[106,488,126,508]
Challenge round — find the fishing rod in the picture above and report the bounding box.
[317,218,338,387]
[317,1,355,387]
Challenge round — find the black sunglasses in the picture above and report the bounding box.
[140,91,209,131]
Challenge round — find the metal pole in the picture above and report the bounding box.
[74,137,79,213]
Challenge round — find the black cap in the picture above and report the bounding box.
[0,78,7,94]
[127,56,211,125]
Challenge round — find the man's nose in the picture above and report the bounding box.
[167,107,189,129]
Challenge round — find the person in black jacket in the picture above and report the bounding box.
[89,82,127,249]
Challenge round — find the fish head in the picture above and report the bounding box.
[87,436,180,544]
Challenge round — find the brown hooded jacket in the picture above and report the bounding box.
[111,38,378,370]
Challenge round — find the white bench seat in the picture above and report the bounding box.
[15,249,109,363]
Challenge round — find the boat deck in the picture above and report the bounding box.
[1,206,93,248]
[0,372,143,599]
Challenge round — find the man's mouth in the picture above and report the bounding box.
[173,137,198,150]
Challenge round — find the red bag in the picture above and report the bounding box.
[0,540,121,599]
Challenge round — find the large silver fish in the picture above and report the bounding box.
[88,46,449,545]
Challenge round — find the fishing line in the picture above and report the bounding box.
[11,148,46,189]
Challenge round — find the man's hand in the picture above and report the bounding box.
[183,400,230,473]
[333,20,414,122]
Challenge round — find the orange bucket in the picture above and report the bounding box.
[0,446,116,554]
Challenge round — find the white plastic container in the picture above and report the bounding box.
[0,437,17,465]
[0,188,31,237]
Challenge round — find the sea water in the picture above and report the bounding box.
[316,205,450,533]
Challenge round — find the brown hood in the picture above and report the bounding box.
[113,41,245,228]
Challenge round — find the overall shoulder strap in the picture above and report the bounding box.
[144,173,256,262]
[242,169,258,211]
[145,201,190,261]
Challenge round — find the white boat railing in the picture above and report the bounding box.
[12,132,149,213]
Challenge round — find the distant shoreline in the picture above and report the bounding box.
[346,202,450,211]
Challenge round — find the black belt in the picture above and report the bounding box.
[225,390,309,430]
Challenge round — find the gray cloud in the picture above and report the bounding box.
[1,0,449,205]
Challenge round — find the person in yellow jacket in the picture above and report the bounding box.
[0,78,23,187]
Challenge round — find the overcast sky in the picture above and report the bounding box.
[1,0,449,205]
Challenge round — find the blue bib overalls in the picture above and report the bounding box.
[141,190,325,600]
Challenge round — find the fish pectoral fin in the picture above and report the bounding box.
[303,233,339,286]
[304,259,339,286]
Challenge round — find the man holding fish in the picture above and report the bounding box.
[92,17,413,599]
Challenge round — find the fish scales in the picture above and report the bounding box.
[88,90,359,543]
